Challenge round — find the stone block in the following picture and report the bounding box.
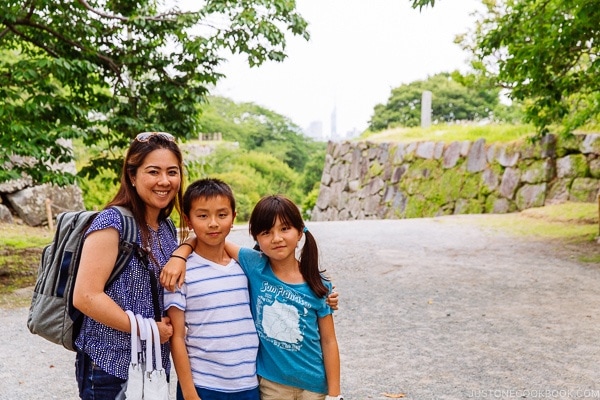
[496,146,520,167]
[569,178,599,202]
[443,142,461,169]
[556,154,588,178]
[7,183,84,226]
[515,183,547,210]
[499,168,521,199]
[580,134,600,154]
[467,139,487,172]
[520,159,555,184]
[416,141,436,159]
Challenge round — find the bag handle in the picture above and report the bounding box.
[125,310,138,365]
[143,318,154,374]
[148,319,163,371]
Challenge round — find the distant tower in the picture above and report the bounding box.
[330,105,337,139]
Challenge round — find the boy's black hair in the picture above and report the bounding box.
[182,178,236,217]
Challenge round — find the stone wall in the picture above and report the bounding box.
[312,133,600,221]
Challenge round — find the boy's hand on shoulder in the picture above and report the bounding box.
[327,288,339,310]
[160,256,186,292]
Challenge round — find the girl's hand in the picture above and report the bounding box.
[327,288,339,310]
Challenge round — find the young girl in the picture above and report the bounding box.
[163,194,342,400]
[228,194,341,400]
[164,178,260,400]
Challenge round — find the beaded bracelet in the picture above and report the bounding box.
[170,254,187,262]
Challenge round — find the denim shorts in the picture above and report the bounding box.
[176,382,260,400]
[75,350,126,400]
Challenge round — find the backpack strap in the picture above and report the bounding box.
[165,218,177,242]
[106,206,139,287]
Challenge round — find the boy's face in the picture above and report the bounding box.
[185,195,236,248]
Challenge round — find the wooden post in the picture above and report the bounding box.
[45,198,54,230]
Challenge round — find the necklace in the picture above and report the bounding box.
[144,223,168,272]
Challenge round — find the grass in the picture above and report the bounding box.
[470,202,600,264]
[359,122,536,144]
[0,224,52,295]
[472,202,598,239]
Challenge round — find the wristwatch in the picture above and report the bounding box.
[325,396,344,400]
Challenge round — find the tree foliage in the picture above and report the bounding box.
[78,96,327,219]
[186,146,302,221]
[464,0,600,135]
[0,0,309,185]
[199,96,325,172]
[368,72,505,131]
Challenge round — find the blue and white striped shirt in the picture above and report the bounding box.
[164,253,259,393]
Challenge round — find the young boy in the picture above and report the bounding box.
[164,178,260,400]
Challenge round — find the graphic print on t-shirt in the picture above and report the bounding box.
[262,301,302,343]
[257,280,311,351]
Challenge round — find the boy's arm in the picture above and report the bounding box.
[224,240,242,261]
[318,314,341,397]
[160,237,196,292]
[167,306,201,400]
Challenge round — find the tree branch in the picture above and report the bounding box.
[10,18,120,75]
[76,0,181,22]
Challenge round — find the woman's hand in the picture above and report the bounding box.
[157,316,173,344]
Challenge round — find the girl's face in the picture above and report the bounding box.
[185,195,235,249]
[256,216,302,265]
[131,148,181,217]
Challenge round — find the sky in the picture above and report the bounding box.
[182,1,484,139]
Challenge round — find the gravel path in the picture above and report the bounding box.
[2,215,600,400]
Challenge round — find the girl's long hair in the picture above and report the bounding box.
[249,194,329,298]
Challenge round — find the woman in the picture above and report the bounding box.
[73,131,185,399]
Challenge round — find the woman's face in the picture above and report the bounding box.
[131,148,181,217]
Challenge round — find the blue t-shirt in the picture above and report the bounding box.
[238,247,333,394]
[74,207,177,380]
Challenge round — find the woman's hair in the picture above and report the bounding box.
[183,177,236,217]
[249,194,328,298]
[107,134,185,243]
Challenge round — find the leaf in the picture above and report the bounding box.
[381,393,406,398]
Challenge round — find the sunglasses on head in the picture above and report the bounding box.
[135,132,176,142]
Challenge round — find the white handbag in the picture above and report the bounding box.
[120,310,144,400]
[143,318,169,400]
[117,313,169,400]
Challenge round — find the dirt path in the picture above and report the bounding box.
[2,215,600,400]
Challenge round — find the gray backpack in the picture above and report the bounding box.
[27,206,139,351]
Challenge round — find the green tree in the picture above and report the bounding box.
[186,146,302,221]
[463,0,600,135]
[199,96,325,172]
[0,0,309,185]
[369,72,503,131]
